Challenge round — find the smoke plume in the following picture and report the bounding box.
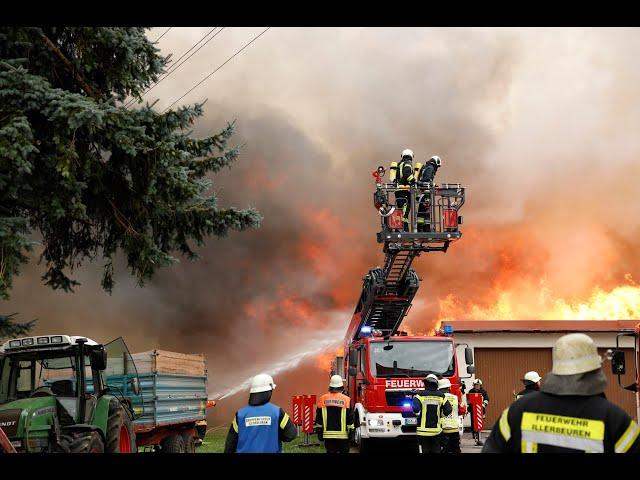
[5,28,640,424]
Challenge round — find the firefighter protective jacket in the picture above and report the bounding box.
[412,387,453,437]
[397,160,415,185]
[483,391,640,453]
[441,392,460,434]
[314,392,354,440]
[418,160,439,184]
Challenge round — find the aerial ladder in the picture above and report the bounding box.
[344,166,466,344]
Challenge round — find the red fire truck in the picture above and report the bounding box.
[337,171,473,452]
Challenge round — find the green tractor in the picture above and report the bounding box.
[0,335,142,453]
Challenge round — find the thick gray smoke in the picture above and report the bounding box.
[5,28,640,424]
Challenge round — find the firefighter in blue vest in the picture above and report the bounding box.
[314,375,354,453]
[413,374,453,453]
[483,333,640,453]
[224,373,297,453]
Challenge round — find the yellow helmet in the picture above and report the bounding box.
[551,333,602,375]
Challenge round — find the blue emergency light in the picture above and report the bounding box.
[402,402,412,408]
[360,326,372,336]
[443,324,454,336]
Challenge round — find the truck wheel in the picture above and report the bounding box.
[182,432,197,453]
[70,432,104,453]
[161,434,185,453]
[106,403,136,453]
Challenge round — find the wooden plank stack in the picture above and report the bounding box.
[131,350,206,376]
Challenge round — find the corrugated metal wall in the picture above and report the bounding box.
[475,348,636,429]
[474,348,553,428]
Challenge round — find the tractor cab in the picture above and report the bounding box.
[0,335,142,452]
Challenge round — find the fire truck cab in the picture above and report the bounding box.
[343,325,475,451]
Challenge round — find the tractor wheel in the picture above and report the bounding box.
[106,403,136,453]
[70,432,104,453]
[182,431,197,453]
[161,434,185,453]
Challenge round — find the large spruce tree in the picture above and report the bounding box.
[0,27,261,337]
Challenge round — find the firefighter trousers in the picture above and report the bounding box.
[417,434,442,454]
[440,432,461,453]
[324,439,349,454]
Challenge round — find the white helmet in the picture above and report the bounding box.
[429,155,442,167]
[551,333,602,376]
[438,378,451,390]
[329,374,345,389]
[473,378,482,386]
[425,374,439,387]
[523,371,542,383]
[401,148,414,161]
[250,373,277,393]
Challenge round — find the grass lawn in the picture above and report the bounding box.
[198,427,326,453]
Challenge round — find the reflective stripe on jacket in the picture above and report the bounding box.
[441,392,459,433]
[414,394,444,436]
[483,391,640,453]
[315,392,353,440]
[398,160,414,185]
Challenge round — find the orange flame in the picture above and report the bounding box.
[438,275,640,321]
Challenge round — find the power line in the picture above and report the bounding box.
[163,27,272,113]
[153,27,172,42]
[126,27,223,108]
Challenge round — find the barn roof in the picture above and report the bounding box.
[448,320,638,333]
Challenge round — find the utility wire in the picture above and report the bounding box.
[153,27,172,42]
[163,27,271,113]
[126,27,223,108]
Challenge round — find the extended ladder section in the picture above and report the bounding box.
[346,182,465,343]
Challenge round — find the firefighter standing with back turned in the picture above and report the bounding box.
[224,373,297,453]
[416,155,442,232]
[483,333,640,453]
[314,375,354,454]
[390,149,416,232]
[413,373,453,453]
[438,378,462,453]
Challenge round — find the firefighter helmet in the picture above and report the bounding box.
[425,374,439,387]
[429,155,442,167]
[438,378,451,390]
[551,333,602,376]
[250,373,277,393]
[473,378,482,386]
[329,374,345,388]
[401,149,414,161]
[523,371,542,384]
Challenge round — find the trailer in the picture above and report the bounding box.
[130,350,209,453]
[99,348,210,453]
